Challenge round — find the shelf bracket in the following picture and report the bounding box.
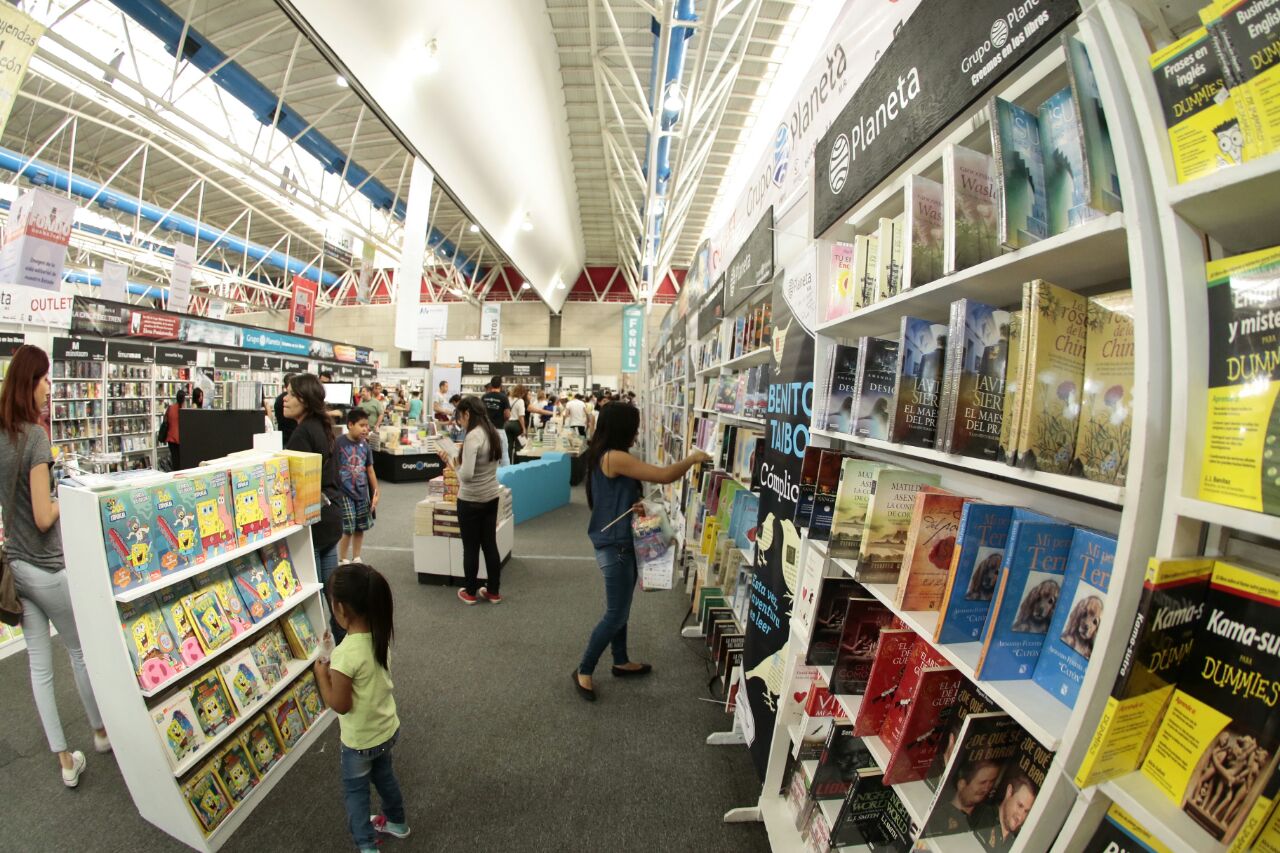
[706,729,746,746]
[722,806,761,824]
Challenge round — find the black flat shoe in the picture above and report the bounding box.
[611,663,653,677]
[572,670,596,702]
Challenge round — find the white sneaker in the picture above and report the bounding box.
[93,732,112,754]
[61,751,86,788]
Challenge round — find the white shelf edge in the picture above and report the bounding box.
[1100,772,1226,853]
[1173,494,1280,541]
[722,346,772,370]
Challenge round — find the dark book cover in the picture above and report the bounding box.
[925,681,1004,792]
[949,300,1012,460]
[973,730,1053,853]
[830,769,898,848]
[920,715,1024,841]
[870,790,915,852]
[830,599,896,696]
[825,344,861,433]
[809,724,876,800]
[890,316,948,447]
[808,450,845,541]
[793,445,824,528]
[804,578,870,666]
[878,638,951,752]
[855,337,899,440]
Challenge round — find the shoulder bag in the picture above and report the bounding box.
[0,426,35,625]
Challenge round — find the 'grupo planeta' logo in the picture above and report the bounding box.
[828,133,850,194]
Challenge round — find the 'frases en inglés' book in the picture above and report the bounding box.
[991,96,1048,250]
[853,337,898,441]
[889,316,948,448]
[1073,291,1135,486]
[1033,528,1116,708]
[855,468,942,584]
[943,143,999,274]
[893,488,965,612]
[828,458,880,559]
[1149,26,1240,184]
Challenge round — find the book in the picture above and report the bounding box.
[1064,35,1123,214]
[997,308,1025,464]
[183,587,234,653]
[239,712,285,776]
[974,519,1075,680]
[1038,85,1102,234]
[182,765,234,835]
[118,595,184,690]
[292,669,326,727]
[828,458,881,559]
[250,627,290,688]
[262,455,295,528]
[889,316,948,447]
[805,578,869,666]
[1017,280,1087,474]
[279,449,322,524]
[1033,528,1116,708]
[830,769,906,848]
[188,670,237,738]
[1149,26,1241,183]
[1202,1,1278,162]
[229,553,284,623]
[853,234,878,309]
[99,487,161,592]
[810,724,876,799]
[269,693,308,750]
[185,470,236,558]
[830,598,896,696]
[991,96,1048,250]
[943,143,999,274]
[281,608,320,660]
[1141,560,1280,843]
[211,740,260,805]
[894,488,965,612]
[903,175,944,289]
[155,579,207,666]
[198,565,253,636]
[971,730,1054,852]
[853,337,899,441]
[1073,291,1135,485]
[825,241,856,321]
[229,464,272,546]
[260,539,302,601]
[823,344,860,434]
[1199,247,1280,514]
[855,468,942,583]
[875,215,905,301]
[794,446,824,528]
[878,637,951,751]
[925,681,1004,791]
[1075,557,1216,788]
[1081,804,1172,853]
[934,505,1016,644]
[853,628,917,736]
[883,664,964,785]
[937,300,964,454]
[150,479,204,572]
[921,714,1024,840]
[945,300,1012,460]
[217,648,266,715]
[151,690,206,769]
[808,450,845,541]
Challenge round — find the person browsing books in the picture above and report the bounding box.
[314,563,409,853]
[406,390,424,423]
[0,345,110,786]
[573,403,711,701]
[439,396,504,605]
[337,409,380,565]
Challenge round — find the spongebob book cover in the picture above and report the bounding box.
[281,608,319,660]
[99,487,161,592]
[182,588,233,654]
[229,553,283,623]
[250,629,287,687]
[217,648,265,715]
[292,669,326,727]
[259,540,301,602]
[212,740,260,805]
[196,566,252,636]
[155,580,206,666]
[239,713,284,776]
[182,764,233,835]
[118,596,184,690]
[185,471,236,558]
[267,625,294,677]
[230,464,272,547]
[269,694,308,750]
[262,456,295,529]
[188,670,236,738]
[150,690,205,769]
[151,479,205,572]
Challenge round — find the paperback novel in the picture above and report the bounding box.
[828,458,881,559]
[882,664,964,785]
[853,628,917,737]
[804,577,869,667]
[919,714,1023,841]
[1038,86,1101,234]
[1073,291,1135,486]
[942,143,999,274]
[1064,36,1123,214]
[794,446,824,528]
[903,175,944,289]
[875,215,904,302]
[830,769,905,848]
[808,450,845,541]
[944,300,1011,459]
[853,234,878,309]
[825,241,856,322]
[925,681,1004,791]
[997,309,1024,464]
[971,730,1054,852]
[809,724,876,800]
[856,468,942,583]
[889,316,948,447]
[1017,280,1087,475]
[1149,26,1240,183]
[829,598,896,696]
[878,637,950,752]
[991,96,1048,250]
[893,488,965,612]
[823,344,860,434]
[853,337,899,441]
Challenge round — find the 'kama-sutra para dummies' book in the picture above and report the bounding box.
[889,316,948,447]
[943,143,999,275]
[1073,291,1135,486]
[991,96,1048,250]
[903,175,944,290]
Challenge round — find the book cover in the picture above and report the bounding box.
[792,548,828,645]
[828,458,881,559]
[260,539,302,601]
[808,450,845,541]
[904,175,944,289]
[893,488,966,612]
[211,740,260,805]
[186,470,236,557]
[949,301,1012,460]
[830,769,902,848]
[830,598,896,696]
[1064,36,1124,213]
[920,714,1023,841]
[1038,85,1101,234]
[182,765,233,835]
[883,665,964,785]
[1202,1,1279,162]
[991,96,1048,250]
[150,479,204,572]
[826,241,856,321]
[250,628,289,688]
[239,712,284,776]
[1033,528,1116,708]
[217,648,266,715]
[856,468,942,583]
[1141,560,1280,843]
[118,595,184,690]
[875,215,905,301]
[280,449,322,524]
[810,724,876,800]
[1149,26,1241,184]
[1018,280,1087,474]
[230,464,272,546]
[99,487,161,592]
[997,307,1025,464]
[943,143,1000,274]
[805,578,869,667]
[156,579,207,666]
[889,316,948,447]
[151,690,206,769]
[188,670,237,738]
[853,234,878,309]
[974,519,1075,680]
[971,730,1054,852]
[854,337,899,441]
[878,637,951,751]
[292,669,325,727]
[853,628,917,737]
[269,693,308,750]
[925,682,1004,791]
[183,588,233,654]
[229,553,284,623]
[197,566,253,636]
[794,445,824,527]
[937,300,964,453]
[1081,804,1172,853]
[1075,557,1215,788]
[934,505,1018,645]
[282,608,320,660]
[262,455,295,528]
[824,344,860,434]
[1074,291,1135,485]
[1199,248,1280,513]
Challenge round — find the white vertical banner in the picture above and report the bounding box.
[394,158,434,351]
[0,7,43,140]
[168,243,195,314]
[480,303,501,343]
[207,298,228,319]
[411,304,449,363]
[100,261,128,302]
[0,186,75,290]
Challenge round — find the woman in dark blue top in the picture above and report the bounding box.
[573,403,710,701]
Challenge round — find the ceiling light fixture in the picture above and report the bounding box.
[335,75,349,88]
[520,281,531,290]
[521,214,533,232]
[663,81,684,113]
[421,39,440,74]
[469,222,479,233]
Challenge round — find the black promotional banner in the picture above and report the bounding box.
[107,341,155,363]
[214,351,250,369]
[72,299,131,337]
[726,207,774,314]
[250,355,282,372]
[0,333,24,357]
[460,361,546,381]
[154,346,197,367]
[281,357,309,373]
[813,0,1080,237]
[698,276,726,339]
[743,269,814,778]
[54,337,105,361]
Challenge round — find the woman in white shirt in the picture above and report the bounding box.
[440,396,505,604]
[504,384,529,465]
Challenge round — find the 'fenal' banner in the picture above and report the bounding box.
[813,0,1080,237]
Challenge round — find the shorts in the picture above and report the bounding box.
[339,494,373,534]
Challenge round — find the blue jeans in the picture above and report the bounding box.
[578,543,637,676]
[341,729,405,848]
[316,542,345,644]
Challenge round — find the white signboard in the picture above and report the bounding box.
[0,7,43,140]
[100,261,128,303]
[783,243,818,334]
[167,243,195,314]
[206,297,228,319]
[411,304,449,362]
[0,282,73,327]
[0,186,74,291]
[480,303,500,342]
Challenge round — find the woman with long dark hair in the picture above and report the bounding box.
[504,384,529,465]
[283,373,345,638]
[573,403,710,701]
[0,345,109,785]
[440,396,505,605]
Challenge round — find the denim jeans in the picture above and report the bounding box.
[578,543,637,676]
[340,728,405,848]
[315,542,345,644]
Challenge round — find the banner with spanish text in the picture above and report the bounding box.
[289,275,318,335]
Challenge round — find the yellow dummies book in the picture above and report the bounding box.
[1202,0,1280,162]
[1017,280,1087,474]
[1200,246,1280,514]
[1149,26,1241,183]
[1074,291,1135,486]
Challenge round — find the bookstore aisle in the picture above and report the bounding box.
[0,480,770,853]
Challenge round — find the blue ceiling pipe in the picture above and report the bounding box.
[64,270,165,300]
[107,0,482,283]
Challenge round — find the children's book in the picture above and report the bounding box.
[239,713,285,776]
[262,455,295,528]
[184,470,236,558]
[151,690,206,769]
[991,96,1048,250]
[292,669,326,727]
[893,488,966,612]
[1038,85,1101,234]
[229,553,284,623]
[883,665,964,785]
[156,579,206,666]
[942,143,999,274]
[99,487,161,592]
[828,459,881,559]
[279,449,322,524]
[217,648,266,715]
[282,608,320,660]
[211,740,260,805]
[856,468,942,583]
[853,337,898,441]
[1149,26,1240,184]
[1073,291,1135,485]
[903,175,944,289]
[889,316,948,447]
[925,681,1003,791]
[197,566,253,636]
[1033,529,1116,708]
[934,505,1018,644]
[182,587,233,653]
[259,540,302,601]
[118,595,184,690]
[188,670,237,738]
[853,628,917,737]
[269,694,308,750]
[250,629,288,688]
[975,520,1075,680]
[182,765,234,835]
[230,464,272,546]
[830,599,896,696]
[919,714,1023,841]
[150,479,204,572]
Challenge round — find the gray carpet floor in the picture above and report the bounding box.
[0,480,770,852]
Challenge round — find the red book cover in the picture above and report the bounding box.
[853,629,917,736]
[893,489,966,611]
[878,638,950,751]
[882,666,964,784]
[829,600,897,696]
[803,682,846,719]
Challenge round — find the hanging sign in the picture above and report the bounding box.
[698,276,726,339]
[53,336,105,362]
[281,357,308,373]
[725,207,774,314]
[73,298,131,337]
[289,275,318,336]
[214,351,250,369]
[0,332,24,356]
[783,244,819,334]
[0,187,74,291]
[107,340,154,364]
[250,355,282,372]
[206,298,228,319]
[621,305,644,374]
[100,261,128,303]
[480,303,501,341]
[0,283,73,327]
[154,345,197,367]
[813,0,1080,237]
[0,6,42,140]
[412,304,449,363]
[167,243,195,313]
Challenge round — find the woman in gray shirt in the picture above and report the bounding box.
[0,346,108,787]
[441,396,504,605]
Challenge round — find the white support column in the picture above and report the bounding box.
[394,157,434,351]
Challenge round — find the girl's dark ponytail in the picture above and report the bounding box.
[328,562,395,669]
